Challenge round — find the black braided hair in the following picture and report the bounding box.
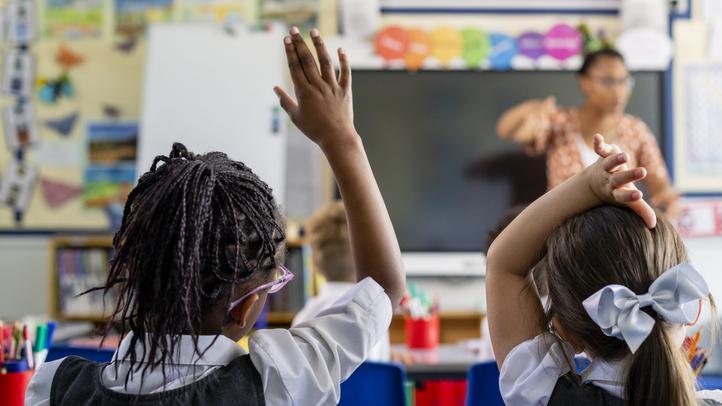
[101,142,285,389]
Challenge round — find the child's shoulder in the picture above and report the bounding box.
[698,390,722,405]
[499,333,575,404]
[25,357,72,406]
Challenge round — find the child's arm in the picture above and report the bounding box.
[274,28,405,308]
[486,135,656,368]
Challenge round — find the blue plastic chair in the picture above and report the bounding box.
[339,361,407,406]
[46,344,115,363]
[699,375,722,391]
[466,360,504,406]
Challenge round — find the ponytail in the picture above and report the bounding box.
[625,323,697,406]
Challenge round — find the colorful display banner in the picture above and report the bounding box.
[374,23,584,70]
[543,23,582,61]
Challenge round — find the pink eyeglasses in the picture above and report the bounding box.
[227,265,294,314]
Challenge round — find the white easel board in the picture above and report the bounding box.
[140,24,287,203]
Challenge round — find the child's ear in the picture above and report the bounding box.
[552,317,585,354]
[229,294,260,329]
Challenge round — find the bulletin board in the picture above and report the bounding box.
[0,38,145,231]
[0,0,270,232]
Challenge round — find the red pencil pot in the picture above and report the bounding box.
[404,315,440,349]
[0,370,34,406]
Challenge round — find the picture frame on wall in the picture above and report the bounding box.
[674,64,722,193]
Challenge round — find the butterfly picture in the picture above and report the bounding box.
[38,73,74,104]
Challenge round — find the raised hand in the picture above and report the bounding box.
[586,134,657,228]
[273,27,406,309]
[538,96,558,119]
[274,27,356,151]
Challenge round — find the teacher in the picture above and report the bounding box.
[496,49,678,215]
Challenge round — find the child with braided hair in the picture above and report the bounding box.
[26,27,405,406]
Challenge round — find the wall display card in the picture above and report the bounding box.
[43,0,104,39]
[339,0,380,38]
[674,64,722,192]
[684,65,722,175]
[182,0,250,24]
[115,0,174,36]
[2,102,39,150]
[0,160,38,212]
[6,1,36,44]
[2,50,34,96]
[83,122,137,208]
[676,200,722,238]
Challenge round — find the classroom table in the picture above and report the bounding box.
[392,343,481,381]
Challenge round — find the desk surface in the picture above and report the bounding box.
[392,343,484,380]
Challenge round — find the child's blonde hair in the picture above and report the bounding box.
[538,205,716,406]
[306,201,354,282]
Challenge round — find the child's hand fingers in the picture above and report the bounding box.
[628,199,658,229]
[309,28,336,86]
[612,187,659,228]
[603,152,628,172]
[612,187,642,203]
[284,36,307,88]
[337,48,351,91]
[290,27,324,89]
[610,167,646,188]
[273,86,298,117]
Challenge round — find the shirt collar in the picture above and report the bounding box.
[113,332,246,367]
[320,281,356,296]
[580,356,630,398]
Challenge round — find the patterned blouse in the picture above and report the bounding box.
[527,108,671,192]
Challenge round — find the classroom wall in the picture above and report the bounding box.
[0,128,326,320]
[2,236,721,320]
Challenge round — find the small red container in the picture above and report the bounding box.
[415,380,467,406]
[404,314,440,349]
[0,371,34,406]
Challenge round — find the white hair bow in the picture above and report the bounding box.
[582,262,709,353]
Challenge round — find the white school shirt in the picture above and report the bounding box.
[499,333,722,405]
[26,277,392,406]
[292,281,390,362]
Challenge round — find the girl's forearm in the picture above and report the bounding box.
[487,172,599,278]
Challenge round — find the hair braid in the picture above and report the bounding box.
[96,143,285,390]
